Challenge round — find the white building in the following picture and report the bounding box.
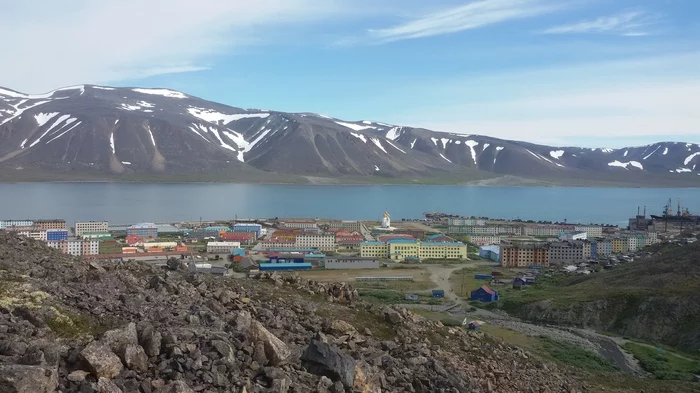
[206,241,241,253]
[47,239,99,256]
[645,232,659,246]
[295,234,336,251]
[75,221,109,236]
[17,230,47,241]
[281,220,318,229]
[448,218,486,226]
[0,220,34,229]
[467,235,502,246]
[559,231,587,241]
[574,226,604,238]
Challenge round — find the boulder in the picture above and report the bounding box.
[250,321,291,366]
[98,377,124,393]
[382,307,402,325]
[328,320,356,336]
[301,339,356,388]
[81,341,123,379]
[137,325,162,357]
[0,364,58,393]
[102,322,138,354]
[121,344,148,372]
[210,340,235,362]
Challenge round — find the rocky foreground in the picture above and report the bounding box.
[0,232,587,392]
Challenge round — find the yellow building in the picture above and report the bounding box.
[612,238,626,254]
[387,239,420,260]
[419,241,468,260]
[360,241,388,258]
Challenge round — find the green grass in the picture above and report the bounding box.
[623,342,700,381]
[449,267,497,298]
[356,288,443,305]
[538,336,618,373]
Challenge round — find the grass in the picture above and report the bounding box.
[623,342,700,381]
[538,336,618,373]
[449,267,498,298]
[99,242,123,254]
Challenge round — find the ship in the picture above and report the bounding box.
[650,198,700,223]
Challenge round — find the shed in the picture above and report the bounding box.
[474,274,493,280]
[259,263,312,271]
[404,294,419,301]
[470,285,499,303]
[513,277,527,289]
[431,289,445,298]
[468,321,480,330]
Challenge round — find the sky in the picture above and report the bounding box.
[1,0,699,147]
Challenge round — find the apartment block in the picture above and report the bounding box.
[360,241,388,258]
[501,243,549,268]
[295,233,336,251]
[524,225,575,237]
[0,220,34,229]
[206,241,241,254]
[34,219,67,230]
[75,221,109,236]
[325,220,362,232]
[548,241,584,264]
[448,217,486,226]
[466,235,502,246]
[47,239,99,256]
[574,225,603,237]
[419,241,468,260]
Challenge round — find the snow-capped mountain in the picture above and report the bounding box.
[1,84,699,186]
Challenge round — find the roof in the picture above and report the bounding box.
[479,245,501,253]
[480,285,496,295]
[207,241,240,247]
[128,223,157,229]
[361,241,385,245]
[421,241,464,246]
[259,263,312,268]
[387,238,418,244]
[233,223,262,228]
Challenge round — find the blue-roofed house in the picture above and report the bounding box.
[470,285,499,302]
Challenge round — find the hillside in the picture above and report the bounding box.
[0,231,589,392]
[1,85,700,186]
[500,243,700,352]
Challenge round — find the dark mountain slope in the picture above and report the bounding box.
[1,84,699,186]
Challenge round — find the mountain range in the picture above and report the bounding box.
[1,84,699,186]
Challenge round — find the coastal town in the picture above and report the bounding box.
[1,201,694,277]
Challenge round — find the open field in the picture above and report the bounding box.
[623,342,700,381]
[296,267,430,282]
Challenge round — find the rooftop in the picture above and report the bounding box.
[421,241,465,246]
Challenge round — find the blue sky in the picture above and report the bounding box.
[2,0,699,147]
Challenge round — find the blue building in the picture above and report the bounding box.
[513,277,527,288]
[269,253,305,263]
[203,226,230,232]
[590,241,598,260]
[470,285,499,302]
[478,245,500,262]
[431,289,445,298]
[259,263,312,271]
[474,273,493,280]
[46,229,68,241]
[233,223,262,238]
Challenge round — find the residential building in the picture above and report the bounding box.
[449,225,522,235]
[295,234,336,251]
[574,225,604,237]
[280,219,317,229]
[206,241,241,254]
[75,221,109,236]
[419,241,467,260]
[387,239,420,260]
[559,231,587,241]
[448,217,486,226]
[466,235,502,246]
[34,219,67,230]
[583,241,591,259]
[47,239,99,256]
[221,232,254,245]
[324,257,379,269]
[127,223,158,239]
[82,232,113,240]
[524,225,575,237]
[549,241,584,264]
[0,220,33,229]
[203,226,230,232]
[232,223,262,238]
[501,243,549,268]
[336,233,363,248]
[17,229,47,241]
[590,241,598,260]
[325,220,362,232]
[470,285,499,302]
[378,234,415,242]
[479,245,500,262]
[612,238,626,254]
[360,241,388,258]
[645,232,659,246]
[46,229,69,241]
[259,239,296,249]
[597,240,613,257]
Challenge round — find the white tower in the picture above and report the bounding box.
[381,211,391,228]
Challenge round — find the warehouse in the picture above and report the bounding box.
[259,262,312,271]
[323,257,379,270]
[233,223,263,238]
[127,223,158,239]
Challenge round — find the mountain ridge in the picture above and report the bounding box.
[1,84,699,186]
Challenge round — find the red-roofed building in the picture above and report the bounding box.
[221,232,253,244]
[470,285,499,302]
[378,234,415,243]
[126,235,143,246]
[336,233,364,248]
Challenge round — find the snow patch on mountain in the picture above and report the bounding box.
[34,112,60,127]
[132,88,187,99]
[663,147,669,155]
[29,115,72,147]
[20,139,27,149]
[385,127,402,140]
[46,121,81,144]
[120,104,141,111]
[623,150,629,157]
[121,161,131,165]
[410,139,417,149]
[608,160,643,170]
[374,165,379,171]
[146,125,156,146]
[92,86,115,91]
[550,150,564,159]
[440,138,451,149]
[110,133,115,154]
[187,108,269,124]
[674,167,692,173]
[439,153,452,163]
[454,141,461,145]
[188,124,211,142]
[643,145,661,160]
[350,132,367,143]
[0,100,51,126]
[482,143,490,151]
[600,148,614,153]
[386,140,406,154]
[430,137,439,146]
[137,101,155,108]
[684,152,700,166]
[464,140,478,165]
[335,121,373,131]
[371,138,388,154]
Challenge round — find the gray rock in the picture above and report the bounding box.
[210,340,234,362]
[97,377,123,393]
[382,307,402,325]
[121,344,148,372]
[102,323,138,354]
[67,370,90,383]
[301,340,356,388]
[250,321,290,366]
[137,325,162,357]
[154,380,195,393]
[0,341,28,356]
[0,364,58,393]
[81,341,124,379]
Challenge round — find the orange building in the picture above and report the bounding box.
[501,243,549,268]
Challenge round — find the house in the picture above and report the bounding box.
[513,277,527,289]
[470,285,499,302]
[431,289,445,298]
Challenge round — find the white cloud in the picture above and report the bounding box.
[0,0,345,93]
[543,10,659,36]
[368,0,561,42]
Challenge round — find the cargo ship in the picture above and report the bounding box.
[650,198,700,223]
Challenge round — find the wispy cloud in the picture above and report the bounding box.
[368,0,562,42]
[543,10,660,36]
[0,0,345,92]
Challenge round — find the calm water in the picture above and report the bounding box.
[1,183,699,226]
